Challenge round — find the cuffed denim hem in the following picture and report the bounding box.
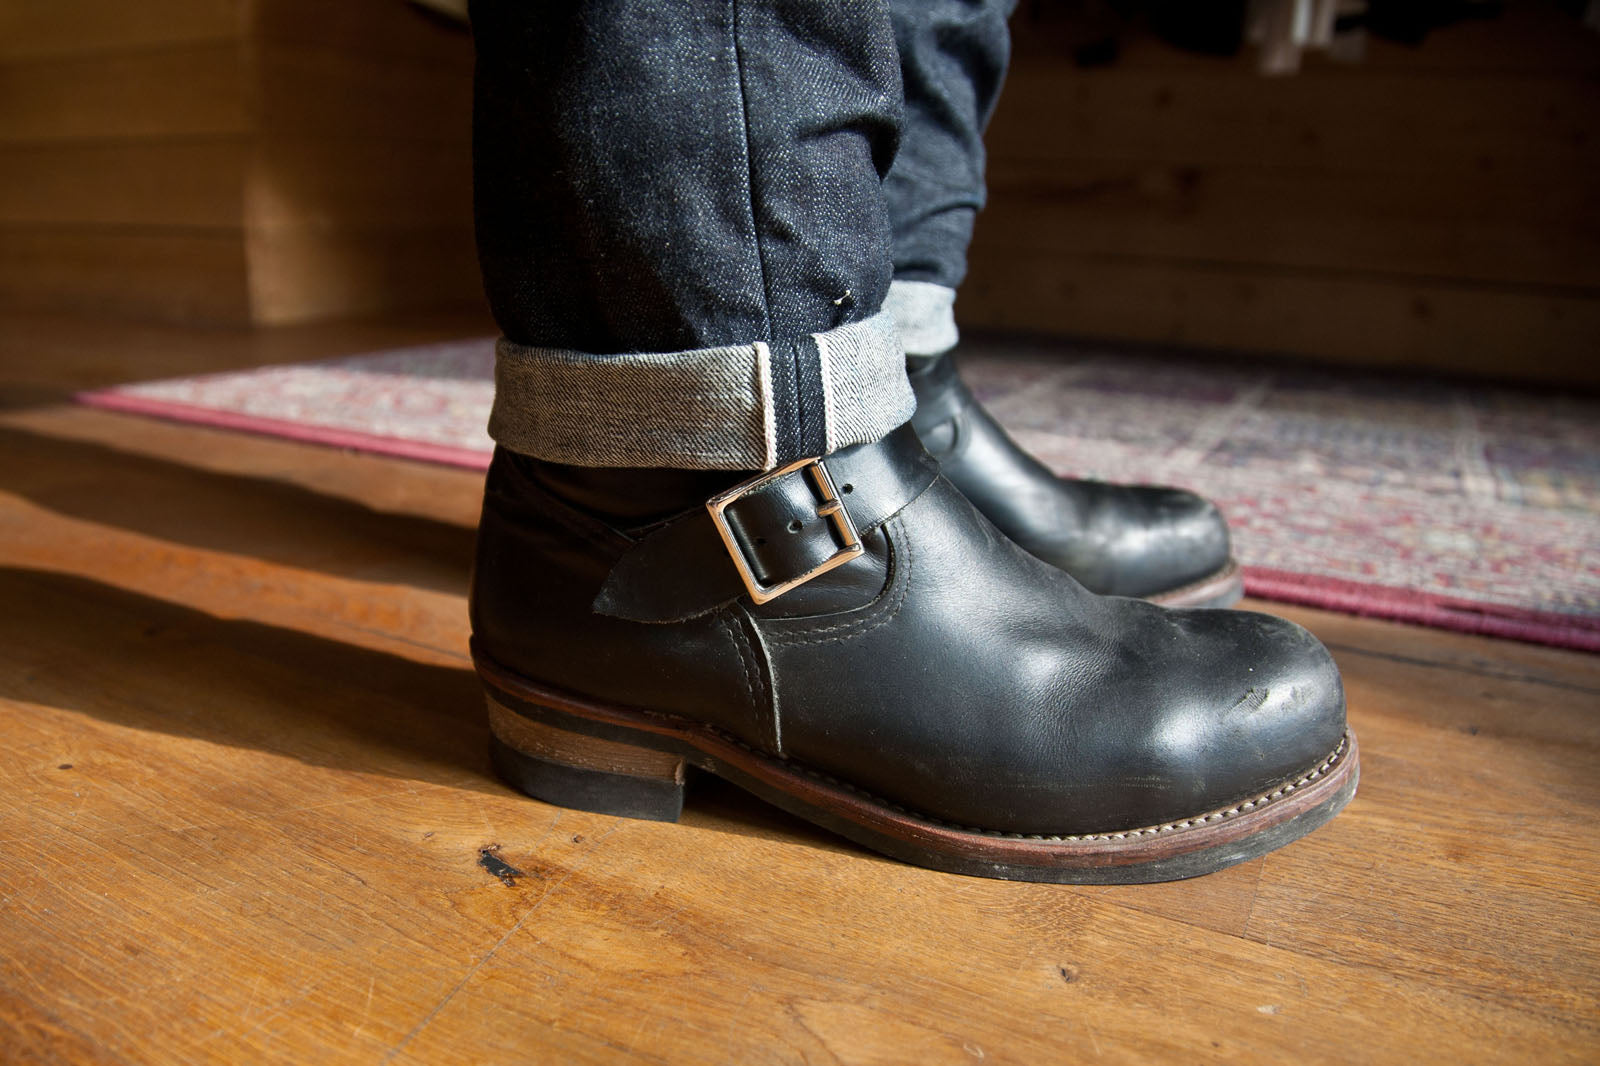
[885,280,959,358]
[488,311,915,471]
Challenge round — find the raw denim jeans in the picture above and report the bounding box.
[886,0,1015,358]
[471,0,1015,470]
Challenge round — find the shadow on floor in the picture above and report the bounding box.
[0,425,478,595]
[1,566,856,856]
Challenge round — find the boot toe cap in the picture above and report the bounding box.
[1054,603,1347,834]
[1096,486,1233,598]
[1152,609,1347,818]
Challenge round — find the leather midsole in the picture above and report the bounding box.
[473,643,1357,870]
[1147,557,1244,607]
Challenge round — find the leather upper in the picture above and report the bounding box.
[470,430,1347,836]
[908,353,1232,598]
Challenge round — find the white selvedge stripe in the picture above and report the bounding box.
[813,326,840,454]
[754,340,777,472]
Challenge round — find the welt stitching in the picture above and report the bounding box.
[824,734,1350,841]
[491,665,1349,841]
[742,733,1348,841]
[1152,559,1240,602]
[638,704,1349,841]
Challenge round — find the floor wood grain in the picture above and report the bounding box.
[1,313,1595,1064]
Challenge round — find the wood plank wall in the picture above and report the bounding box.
[0,0,253,322]
[0,0,480,327]
[245,0,479,324]
[966,0,1600,385]
[2,0,1594,384]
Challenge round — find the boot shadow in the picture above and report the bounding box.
[0,424,477,596]
[2,566,857,857]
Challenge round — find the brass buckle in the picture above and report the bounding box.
[706,456,865,604]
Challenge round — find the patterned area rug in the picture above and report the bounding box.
[78,338,1600,652]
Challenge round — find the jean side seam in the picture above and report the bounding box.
[728,0,774,344]
[730,0,821,463]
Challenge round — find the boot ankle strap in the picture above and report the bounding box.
[594,423,938,622]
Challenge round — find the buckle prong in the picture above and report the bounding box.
[705,457,865,604]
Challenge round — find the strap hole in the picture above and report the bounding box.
[787,519,803,533]
[840,483,854,494]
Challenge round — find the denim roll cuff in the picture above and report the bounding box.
[488,311,915,472]
[885,280,960,359]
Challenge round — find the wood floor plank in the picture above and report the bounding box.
[0,404,487,529]
[0,0,240,63]
[0,313,1595,1063]
[0,227,251,326]
[0,44,249,145]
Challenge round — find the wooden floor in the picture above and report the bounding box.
[2,313,1597,1064]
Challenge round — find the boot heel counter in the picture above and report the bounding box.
[468,448,526,642]
[487,695,688,821]
[470,448,616,668]
[468,449,770,744]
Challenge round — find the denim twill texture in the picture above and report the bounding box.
[489,311,906,470]
[884,279,959,358]
[471,0,1015,469]
[884,0,1017,294]
[471,0,915,470]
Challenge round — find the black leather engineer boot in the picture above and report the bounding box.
[908,353,1244,608]
[470,423,1357,884]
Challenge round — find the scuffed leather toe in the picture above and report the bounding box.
[1048,601,1347,832]
[1168,607,1346,805]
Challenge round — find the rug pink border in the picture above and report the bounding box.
[1243,569,1600,654]
[77,388,1600,653]
[79,389,493,471]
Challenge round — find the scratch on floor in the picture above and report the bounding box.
[1241,859,1268,944]
[1083,1020,1105,1058]
[353,975,376,1040]
[204,974,328,1051]
[380,821,626,1062]
[719,983,758,1066]
[380,902,538,1062]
